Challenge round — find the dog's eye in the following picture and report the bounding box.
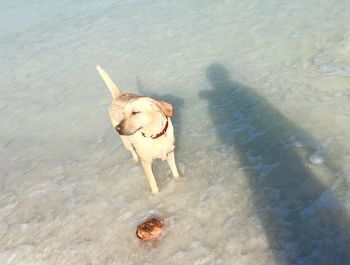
[132,111,140,115]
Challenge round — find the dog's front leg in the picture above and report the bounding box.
[120,136,139,162]
[141,160,159,193]
[167,151,180,178]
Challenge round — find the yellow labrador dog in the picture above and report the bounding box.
[96,65,180,193]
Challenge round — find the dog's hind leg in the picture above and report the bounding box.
[141,160,159,193]
[167,151,180,178]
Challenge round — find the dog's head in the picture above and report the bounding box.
[110,95,173,136]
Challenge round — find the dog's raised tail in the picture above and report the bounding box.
[96,65,122,99]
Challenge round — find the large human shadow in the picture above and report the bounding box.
[200,63,350,264]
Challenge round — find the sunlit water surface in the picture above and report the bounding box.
[1,1,350,264]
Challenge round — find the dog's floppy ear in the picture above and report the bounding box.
[154,100,174,117]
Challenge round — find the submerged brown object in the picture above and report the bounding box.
[136,218,164,240]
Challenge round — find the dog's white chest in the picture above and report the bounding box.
[132,132,175,161]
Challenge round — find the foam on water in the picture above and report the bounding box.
[1,0,350,264]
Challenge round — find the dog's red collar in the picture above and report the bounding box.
[142,118,169,139]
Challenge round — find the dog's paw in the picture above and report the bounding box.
[151,187,159,194]
[132,154,139,162]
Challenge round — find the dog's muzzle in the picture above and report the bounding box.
[115,123,135,136]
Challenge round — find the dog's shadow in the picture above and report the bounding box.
[136,78,184,141]
[199,63,350,264]
[136,78,185,176]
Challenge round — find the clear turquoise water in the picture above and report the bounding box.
[1,1,350,264]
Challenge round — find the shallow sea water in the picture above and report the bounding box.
[1,1,350,264]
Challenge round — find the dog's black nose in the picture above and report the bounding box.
[115,125,121,133]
